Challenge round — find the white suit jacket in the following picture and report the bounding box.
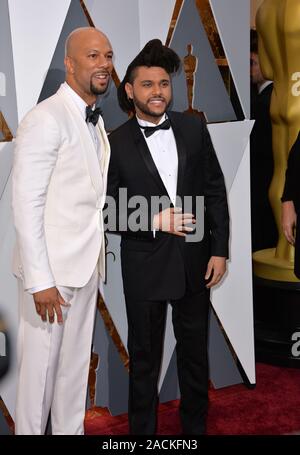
[12,84,110,290]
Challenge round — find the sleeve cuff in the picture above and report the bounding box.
[27,281,56,294]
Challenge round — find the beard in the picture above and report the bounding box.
[90,78,110,96]
[133,95,171,119]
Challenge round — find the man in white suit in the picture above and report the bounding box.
[12,27,112,435]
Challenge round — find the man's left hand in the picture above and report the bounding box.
[205,256,227,288]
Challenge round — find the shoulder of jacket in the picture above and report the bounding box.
[168,110,204,128]
[23,92,62,119]
[16,95,66,138]
[108,118,132,140]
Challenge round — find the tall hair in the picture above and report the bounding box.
[118,39,181,113]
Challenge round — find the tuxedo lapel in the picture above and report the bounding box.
[96,120,110,208]
[130,117,169,196]
[57,85,103,202]
[168,112,187,200]
[97,121,110,175]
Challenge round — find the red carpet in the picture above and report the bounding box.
[85,363,300,435]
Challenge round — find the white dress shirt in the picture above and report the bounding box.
[64,82,101,158]
[137,114,178,206]
[29,83,101,294]
[137,114,178,238]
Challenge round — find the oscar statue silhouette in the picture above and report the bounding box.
[183,44,206,121]
[85,350,110,419]
[0,111,13,142]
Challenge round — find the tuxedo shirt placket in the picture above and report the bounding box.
[138,115,178,206]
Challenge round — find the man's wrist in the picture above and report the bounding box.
[282,200,294,205]
[28,282,56,294]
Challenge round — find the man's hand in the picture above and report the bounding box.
[33,287,68,324]
[281,200,297,245]
[205,256,227,288]
[153,207,195,237]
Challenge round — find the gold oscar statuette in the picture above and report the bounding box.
[183,44,206,122]
[253,0,300,282]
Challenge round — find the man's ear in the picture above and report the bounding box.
[64,56,74,75]
[125,82,133,100]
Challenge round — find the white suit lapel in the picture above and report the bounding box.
[56,84,103,202]
[97,121,109,172]
[96,119,110,208]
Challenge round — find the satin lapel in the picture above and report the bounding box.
[97,120,110,175]
[130,117,169,196]
[168,112,187,200]
[96,120,111,208]
[56,85,102,201]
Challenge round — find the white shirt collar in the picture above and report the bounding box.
[258,80,272,94]
[137,113,167,128]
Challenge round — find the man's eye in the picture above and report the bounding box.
[89,54,97,59]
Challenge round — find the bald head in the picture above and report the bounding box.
[64,27,113,105]
[65,27,110,58]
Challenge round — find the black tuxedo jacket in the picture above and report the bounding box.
[107,111,229,301]
[250,83,277,251]
[282,131,300,277]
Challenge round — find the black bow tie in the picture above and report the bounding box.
[86,105,102,126]
[140,118,171,137]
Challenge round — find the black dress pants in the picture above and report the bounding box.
[125,287,210,435]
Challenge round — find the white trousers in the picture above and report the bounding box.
[15,268,99,435]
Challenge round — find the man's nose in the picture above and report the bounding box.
[96,55,110,69]
[152,84,162,95]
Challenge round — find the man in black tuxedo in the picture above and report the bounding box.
[281,133,300,277]
[106,39,229,434]
[250,29,277,252]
